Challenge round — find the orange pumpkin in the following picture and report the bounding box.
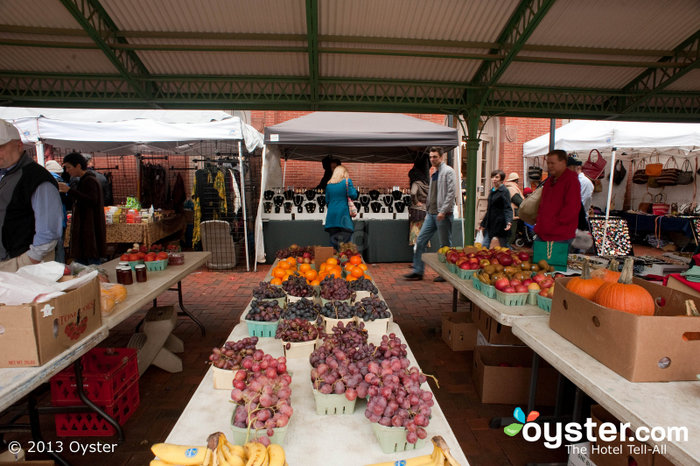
[592,258,621,283]
[593,257,655,316]
[566,259,605,300]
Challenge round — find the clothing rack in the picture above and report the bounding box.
[169,166,197,171]
[93,165,120,171]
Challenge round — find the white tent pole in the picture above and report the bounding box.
[37,140,45,166]
[282,158,287,187]
[601,148,617,255]
[239,141,250,271]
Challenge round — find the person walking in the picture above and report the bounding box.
[408,154,429,246]
[323,164,358,251]
[404,146,457,281]
[58,152,106,265]
[534,150,581,245]
[478,170,513,249]
[504,172,524,246]
[45,160,68,264]
[0,120,63,272]
[567,156,594,218]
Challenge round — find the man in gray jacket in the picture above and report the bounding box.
[405,147,457,281]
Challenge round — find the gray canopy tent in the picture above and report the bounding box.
[254,112,459,264]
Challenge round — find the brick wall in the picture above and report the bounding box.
[252,111,446,189]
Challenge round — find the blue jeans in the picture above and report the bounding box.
[412,213,452,275]
[482,233,509,249]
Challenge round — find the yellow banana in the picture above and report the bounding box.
[365,435,459,466]
[244,442,268,466]
[224,440,247,460]
[149,461,173,466]
[151,443,208,465]
[266,444,285,466]
[221,445,246,466]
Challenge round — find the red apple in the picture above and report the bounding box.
[540,278,554,289]
[503,286,516,293]
[518,251,530,261]
[522,278,533,286]
[532,273,546,284]
[497,253,513,266]
[494,277,510,291]
[468,262,479,270]
[490,258,500,265]
[509,278,522,287]
[515,285,529,293]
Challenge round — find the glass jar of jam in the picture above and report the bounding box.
[116,266,133,285]
[134,264,147,283]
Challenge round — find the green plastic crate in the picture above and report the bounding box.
[145,259,167,271]
[371,423,427,453]
[245,319,279,337]
[456,268,477,280]
[536,295,552,312]
[480,283,496,299]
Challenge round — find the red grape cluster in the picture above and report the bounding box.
[363,357,434,444]
[282,274,314,297]
[208,336,258,370]
[347,277,378,294]
[320,277,354,300]
[246,300,282,322]
[253,281,286,299]
[353,296,391,321]
[230,350,293,441]
[275,318,321,343]
[374,333,408,361]
[281,298,320,321]
[320,301,355,319]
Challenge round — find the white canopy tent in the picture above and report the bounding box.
[3,109,265,270]
[523,120,700,254]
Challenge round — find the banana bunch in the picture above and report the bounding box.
[366,436,460,466]
[151,432,288,466]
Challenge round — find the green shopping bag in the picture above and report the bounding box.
[533,240,569,272]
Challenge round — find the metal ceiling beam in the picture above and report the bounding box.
[58,0,155,101]
[614,29,700,114]
[470,0,556,88]
[306,0,319,107]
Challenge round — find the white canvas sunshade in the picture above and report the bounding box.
[10,115,264,154]
[523,120,700,158]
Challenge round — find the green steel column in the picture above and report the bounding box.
[462,110,481,245]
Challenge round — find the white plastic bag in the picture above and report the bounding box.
[475,230,485,246]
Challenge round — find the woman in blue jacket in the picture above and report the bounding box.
[324,165,358,250]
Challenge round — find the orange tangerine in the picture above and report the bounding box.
[319,263,327,272]
[285,257,297,266]
[358,263,368,271]
[349,255,362,265]
[304,269,318,281]
[350,266,364,278]
[363,274,372,281]
[310,279,320,287]
[346,275,358,281]
[299,263,311,273]
[327,268,342,279]
[272,268,285,279]
[270,277,282,285]
[326,257,338,266]
[278,261,291,270]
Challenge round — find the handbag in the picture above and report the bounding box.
[613,160,627,185]
[518,183,543,225]
[346,179,357,217]
[656,157,680,186]
[645,154,663,176]
[652,193,670,216]
[593,179,603,193]
[528,158,543,181]
[676,158,693,185]
[582,149,607,180]
[638,192,653,213]
[632,158,649,184]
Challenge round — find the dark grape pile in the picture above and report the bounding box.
[230,350,292,442]
[275,318,321,343]
[353,296,391,321]
[282,274,314,298]
[246,300,282,322]
[320,277,353,300]
[208,336,258,370]
[252,281,286,299]
[275,245,314,259]
[363,358,433,443]
[281,298,320,321]
[347,277,378,294]
[320,300,355,319]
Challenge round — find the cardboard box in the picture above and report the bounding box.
[441,311,477,351]
[549,277,700,382]
[473,305,524,346]
[666,274,700,299]
[589,405,653,466]
[0,277,101,368]
[313,246,335,269]
[472,345,558,405]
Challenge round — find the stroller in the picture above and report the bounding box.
[513,219,535,248]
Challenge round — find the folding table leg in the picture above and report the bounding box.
[28,393,70,466]
[452,287,458,312]
[73,360,124,442]
[174,281,205,336]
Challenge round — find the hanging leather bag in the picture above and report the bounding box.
[676,158,694,185]
[638,192,653,213]
[582,149,607,180]
[632,158,649,184]
[656,156,680,186]
[593,179,603,193]
[613,160,627,185]
[645,154,663,177]
[528,157,543,181]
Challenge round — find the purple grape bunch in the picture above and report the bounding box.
[320,300,355,319]
[347,277,378,294]
[246,300,282,322]
[353,296,391,321]
[276,318,321,343]
[281,298,320,321]
[253,281,286,299]
[282,274,314,298]
[320,277,353,301]
[208,336,259,370]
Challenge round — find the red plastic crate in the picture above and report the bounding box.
[51,348,138,406]
[54,379,140,437]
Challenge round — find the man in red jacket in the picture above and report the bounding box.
[534,150,581,244]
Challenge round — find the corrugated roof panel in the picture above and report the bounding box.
[321,0,519,42]
[100,0,306,34]
[0,0,82,28]
[0,47,118,74]
[528,0,700,50]
[0,32,95,44]
[665,69,700,92]
[128,38,306,48]
[322,54,481,82]
[138,51,308,76]
[500,62,643,89]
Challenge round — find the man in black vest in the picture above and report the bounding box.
[0,119,63,272]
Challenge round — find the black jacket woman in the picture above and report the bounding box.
[478,170,513,249]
